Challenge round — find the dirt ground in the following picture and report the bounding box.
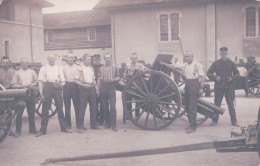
[0,90,259,166]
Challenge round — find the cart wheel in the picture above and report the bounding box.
[122,70,182,130]
[0,85,16,143]
[35,97,57,118]
[248,65,260,97]
[170,69,208,125]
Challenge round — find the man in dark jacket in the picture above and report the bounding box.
[207,47,240,127]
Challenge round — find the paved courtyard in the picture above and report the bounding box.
[0,90,259,166]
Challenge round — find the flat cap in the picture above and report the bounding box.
[220,47,228,52]
[92,54,101,60]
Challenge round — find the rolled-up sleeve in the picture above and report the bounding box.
[59,66,65,82]
[197,63,205,76]
[38,66,46,82]
[74,66,82,81]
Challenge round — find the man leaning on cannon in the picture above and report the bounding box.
[160,51,206,133]
[11,57,38,137]
[36,54,72,137]
[207,47,240,127]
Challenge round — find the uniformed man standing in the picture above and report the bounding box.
[161,51,205,133]
[207,47,240,127]
[36,54,72,137]
[11,57,38,137]
[75,54,99,133]
[63,53,80,129]
[98,53,120,131]
[91,54,104,125]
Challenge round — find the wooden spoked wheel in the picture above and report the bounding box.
[0,85,16,143]
[248,65,260,97]
[122,70,182,130]
[35,96,57,118]
[169,69,208,125]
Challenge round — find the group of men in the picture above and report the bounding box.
[0,52,121,138]
[0,46,240,136]
[162,47,240,133]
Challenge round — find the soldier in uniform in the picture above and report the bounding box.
[98,53,120,131]
[207,47,240,127]
[11,57,38,137]
[63,53,80,129]
[36,54,72,137]
[91,54,104,125]
[75,54,99,133]
[161,51,205,133]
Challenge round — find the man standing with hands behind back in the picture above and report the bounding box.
[207,47,240,127]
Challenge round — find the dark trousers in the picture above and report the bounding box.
[214,87,237,123]
[63,82,79,129]
[40,82,67,133]
[184,79,200,127]
[78,86,97,129]
[15,95,37,133]
[96,96,105,124]
[100,82,117,127]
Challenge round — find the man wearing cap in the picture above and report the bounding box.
[75,54,99,133]
[98,53,120,131]
[11,57,38,137]
[92,54,104,125]
[207,47,240,127]
[63,53,80,129]
[36,54,72,137]
[161,51,205,133]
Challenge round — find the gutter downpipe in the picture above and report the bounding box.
[29,7,33,62]
[112,12,116,65]
[215,1,217,61]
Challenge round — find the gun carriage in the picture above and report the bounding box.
[118,54,224,130]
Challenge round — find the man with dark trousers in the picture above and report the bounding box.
[11,57,38,137]
[63,53,80,129]
[161,51,205,133]
[36,54,72,137]
[98,53,120,131]
[91,54,104,125]
[75,54,99,133]
[207,47,240,127]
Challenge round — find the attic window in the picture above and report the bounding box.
[88,27,96,41]
[159,12,180,42]
[46,31,54,43]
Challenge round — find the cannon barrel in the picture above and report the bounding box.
[198,99,225,115]
[0,89,30,98]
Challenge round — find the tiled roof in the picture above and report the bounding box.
[43,10,111,29]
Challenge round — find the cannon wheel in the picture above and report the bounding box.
[35,96,57,118]
[169,69,209,125]
[122,70,182,130]
[248,64,260,97]
[0,85,16,143]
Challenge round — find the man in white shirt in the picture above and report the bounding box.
[75,54,99,133]
[36,54,72,137]
[63,53,80,129]
[161,51,205,133]
[11,57,38,137]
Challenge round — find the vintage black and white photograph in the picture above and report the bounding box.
[0,0,260,165]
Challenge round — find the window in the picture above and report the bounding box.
[159,12,180,42]
[0,0,10,20]
[4,41,9,57]
[246,7,256,37]
[46,31,54,43]
[88,27,96,41]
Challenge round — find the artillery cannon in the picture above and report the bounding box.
[0,88,30,143]
[119,54,224,130]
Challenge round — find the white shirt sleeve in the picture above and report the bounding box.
[38,66,46,82]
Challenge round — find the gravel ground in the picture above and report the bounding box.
[0,90,259,166]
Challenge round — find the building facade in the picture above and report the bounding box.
[0,0,52,63]
[95,0,260,69]
[43,10,112,59]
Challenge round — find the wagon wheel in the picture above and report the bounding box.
[0,85,16,143]
[247,64,260,97]
[122,70,182,130]
[170,69,209,125]
[35,95,57,118]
